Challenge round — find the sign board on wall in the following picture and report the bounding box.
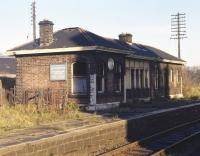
[50,64,67,81]
[90,74,96,105]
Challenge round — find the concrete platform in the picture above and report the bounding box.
[0,103,200,156]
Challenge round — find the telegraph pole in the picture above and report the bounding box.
[171,12,187,59]
[31,0,36,43]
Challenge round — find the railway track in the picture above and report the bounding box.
[99,119,200,156]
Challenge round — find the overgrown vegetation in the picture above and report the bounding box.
[183,66,200,99]
[0,102,82,134]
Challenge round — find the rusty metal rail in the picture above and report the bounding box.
[99,119,200,156]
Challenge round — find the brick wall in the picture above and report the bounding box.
[16,53,90,104]
[16,51,125,105]
[168,64,183,96]
[150,62,183,98]
[1,104,200,156]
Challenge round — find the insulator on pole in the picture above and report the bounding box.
[170,12,187,59]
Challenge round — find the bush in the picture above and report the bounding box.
[183,66,200,99]
[64,102,79,112]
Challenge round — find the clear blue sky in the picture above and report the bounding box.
[0,0,199,66]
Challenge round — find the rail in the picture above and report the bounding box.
[99,119,200,156]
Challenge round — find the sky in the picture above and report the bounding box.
[0,0,199,66]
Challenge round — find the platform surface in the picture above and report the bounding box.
[0,102,200,149]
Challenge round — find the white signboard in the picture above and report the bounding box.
[50,64,66,81]
[90,74,96,105]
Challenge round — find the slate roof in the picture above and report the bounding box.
[9,27,184,63]
[0,56,16,76]
[10,27,133,51]
[131,44,184,62]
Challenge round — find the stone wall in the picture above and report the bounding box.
[1,104,200,156]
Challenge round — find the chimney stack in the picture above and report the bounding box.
[119,33,133,44]
[39,19,54,47]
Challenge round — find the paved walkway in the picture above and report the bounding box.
[0,102,200,149]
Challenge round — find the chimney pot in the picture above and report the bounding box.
[39,19,54,47]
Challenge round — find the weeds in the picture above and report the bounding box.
[0,102,82,133]
[183,84,200,100]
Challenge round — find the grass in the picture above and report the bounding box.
[0,102,83,134]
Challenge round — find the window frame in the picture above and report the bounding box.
[170,69,173,83]
[72,62,88,95]
[140,69,144,88]
[114,63,122,92]
[97,63,105,93]
[176,70,179,83]
[135,69,140,89]
[131,69,135,89]
[144,69,149,88]
[155,67,159,90]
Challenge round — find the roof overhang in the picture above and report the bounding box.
[127,54,185,65]
[6,46,185,65]
[0,74,16,78]
[161,59,186,65]
[6,46,132,56]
